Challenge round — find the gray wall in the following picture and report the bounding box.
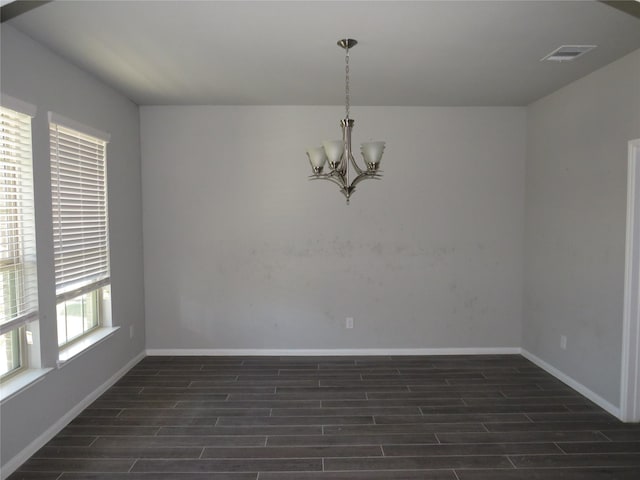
[0,25,145,466]
[523,49,640,406]
[141,106,526,350]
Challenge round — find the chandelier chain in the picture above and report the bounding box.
[345,49,350,119]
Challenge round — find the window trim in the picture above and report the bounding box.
[57,325,119,367]
[0,367,53,404]
[47,112,110,143]
[1,94,36,118]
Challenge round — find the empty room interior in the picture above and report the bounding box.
[1,0,640,478]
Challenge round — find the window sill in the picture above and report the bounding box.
[57,326,120,368]
[0,368,54,404]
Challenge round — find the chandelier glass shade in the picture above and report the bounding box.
[306,39,385,203]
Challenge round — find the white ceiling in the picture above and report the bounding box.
[5,0,640,106]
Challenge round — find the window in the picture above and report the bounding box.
[49,115,110,348]
[0,105,37,380]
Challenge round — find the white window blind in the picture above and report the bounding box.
[50,120,109,299]
[0,106,38,335]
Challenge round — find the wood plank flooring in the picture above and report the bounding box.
[8,354,640,479]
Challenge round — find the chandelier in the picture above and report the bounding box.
[306,39,385,204]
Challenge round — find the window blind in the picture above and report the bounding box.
[0,106,38,335]
[50,122,109,298]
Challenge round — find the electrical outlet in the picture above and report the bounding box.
[346,317,354,329]
[130,325,135,339]
[560,335,567,350]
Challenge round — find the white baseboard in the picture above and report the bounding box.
[146,347,522,356]
[521,349,621,419]
[1,351,146,480]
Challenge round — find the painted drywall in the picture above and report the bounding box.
[523,48,640,406]
[0,25,145,468]
[141,105,526,350]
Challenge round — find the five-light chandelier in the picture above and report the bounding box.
[306,39,385,204]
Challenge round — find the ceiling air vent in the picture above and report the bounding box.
[540,45,597,62]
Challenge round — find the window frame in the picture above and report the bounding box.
[56,286,106,348]
[0,326,27,382]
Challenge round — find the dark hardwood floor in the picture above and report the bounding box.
[8,354,640,479]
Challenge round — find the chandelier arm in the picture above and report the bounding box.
[340,152,349,177]
[309,173,347,189]
[349,151,365,175]
[350,171,382,188]
[327,169,348,186]
[341,118,354,180]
